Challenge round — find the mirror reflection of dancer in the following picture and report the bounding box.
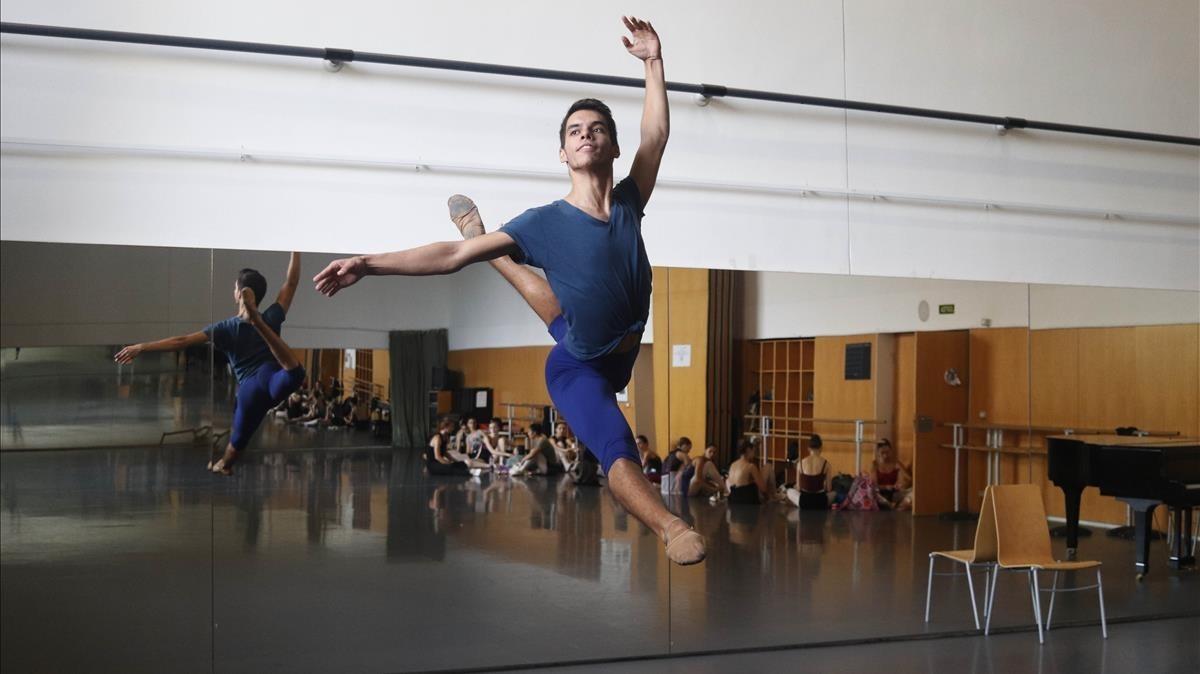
[313,18,704,565]
[116,253,306,474]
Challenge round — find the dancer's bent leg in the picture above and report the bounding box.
[212,290,305,474]
[449,195,562,327]
[545,342,705,565]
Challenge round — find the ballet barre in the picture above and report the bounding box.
[744,415,884,473]
[2,21,1197,147]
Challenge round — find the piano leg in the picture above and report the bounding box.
[1168,507,1196,570]
[1062,485,1083,559]
[1120,498,1161,579]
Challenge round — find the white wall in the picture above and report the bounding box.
[1,0,1196,290]
[1029,284,1200,329]
[743,272,1031,338]
[742,271,1199,339]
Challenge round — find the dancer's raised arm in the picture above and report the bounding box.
[274,252,302,312]
[622,16,668,208]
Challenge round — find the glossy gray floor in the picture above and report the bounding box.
[2,447,1197,673]
[540,616,1200,674]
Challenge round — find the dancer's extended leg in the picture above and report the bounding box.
[449,195,562,327]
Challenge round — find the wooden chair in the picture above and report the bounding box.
[925,486,996,629]
[985,483,1107,643]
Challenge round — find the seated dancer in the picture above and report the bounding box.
[426,417,485,476]
[787,434,832,509]
[727,438,771,504]
[688,444,726,498]
[871,439,912,510]
[116,253,306,474]
[313,17,703,565]
[511,422,564,476]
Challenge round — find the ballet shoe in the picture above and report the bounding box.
[663,517,706,565]
[448,195,486,239]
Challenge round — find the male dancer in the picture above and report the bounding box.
[116,253,306,474]
[313,17,704,564]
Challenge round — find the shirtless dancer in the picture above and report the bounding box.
[116,253,306,474]
[313,17,703,565]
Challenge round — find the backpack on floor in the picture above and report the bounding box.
[838,473,881,511]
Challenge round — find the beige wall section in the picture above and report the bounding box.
[813,334,879,475]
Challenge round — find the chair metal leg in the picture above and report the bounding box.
[1097,569,1108,639]
[985,565,1000,636]
[1046,570,1059,630]
[1030,569,1044,644]
[983,565,991,618]
[965,561,981,630]
[925,555,935,623]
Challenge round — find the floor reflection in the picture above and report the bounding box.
[2,446,1198,673]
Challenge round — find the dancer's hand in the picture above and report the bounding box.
[621,16,661,61]
[313,256,367,297]
[114,344,143,364]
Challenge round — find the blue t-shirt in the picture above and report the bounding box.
[500,177,652,361]
[204,303,287,384]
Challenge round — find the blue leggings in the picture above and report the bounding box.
[544,317,640,475]
[230,363,306,451]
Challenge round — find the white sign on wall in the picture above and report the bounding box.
[672,344,692,368]
[343,348,356,370]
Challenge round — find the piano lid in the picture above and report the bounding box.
[1048,434,1200,448]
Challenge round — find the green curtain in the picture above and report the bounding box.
[388,329,447,448]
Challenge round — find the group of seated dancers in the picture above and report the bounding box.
[427,415,913,511]
[426,416,599,477]
[271,376,390,432]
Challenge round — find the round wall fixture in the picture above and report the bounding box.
[918,300,931,322]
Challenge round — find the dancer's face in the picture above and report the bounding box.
[704,445,717,460]
[559,109,619,170]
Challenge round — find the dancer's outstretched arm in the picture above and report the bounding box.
[622,16,668,208]
[115,331,208,364]
[312,232,519,297]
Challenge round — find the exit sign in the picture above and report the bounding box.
[939,304,955,314]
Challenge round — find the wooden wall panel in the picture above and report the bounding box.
[665,268,710,455]
[968,327,1030,425]
[813,334,878,475]
[967,327,1029,508]
[374,349,391,402]
[1134,324,1199,436]
[447,346,553,409]
[1030,329,1079,428]
[651,267,712,457]
[653,267,670,455]
[893,334,916,465]
[912,330,968,516]
[1033,324,1199,526]
[1078,328,1136,429]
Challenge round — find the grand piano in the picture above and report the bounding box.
[1048,434,1200,577]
